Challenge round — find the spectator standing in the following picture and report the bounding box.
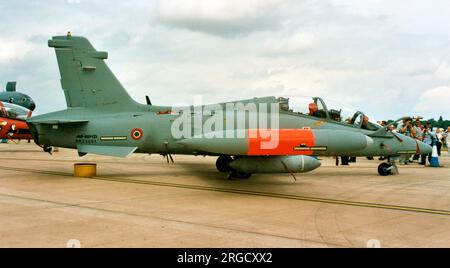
[436,128,443,156]
[397,118,416,164]
[378,121,388,161]
[422,122,436,165]
[446,127,450,154]
[412,118,424,162]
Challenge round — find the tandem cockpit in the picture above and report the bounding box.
[278,96,382,131]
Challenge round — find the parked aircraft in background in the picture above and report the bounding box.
[0,101,33,141]
[0,82,36,111]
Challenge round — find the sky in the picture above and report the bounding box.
[0,0,449,121]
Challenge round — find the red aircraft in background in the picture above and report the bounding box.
[0,101,33,141]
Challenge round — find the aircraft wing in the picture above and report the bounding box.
[77,144,137,158]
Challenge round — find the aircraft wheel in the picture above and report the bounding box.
[216,155,233,173]
[378,162,392,176]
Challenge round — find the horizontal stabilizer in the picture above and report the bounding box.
[77,144,137,158]
[29,119,89,125]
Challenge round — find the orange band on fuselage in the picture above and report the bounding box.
[247,129,315,156]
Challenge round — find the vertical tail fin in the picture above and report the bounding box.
[6,82,16,92]
[48,34,137,111]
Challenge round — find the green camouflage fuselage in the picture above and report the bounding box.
[28,99,426,158]
[27,35,431,161]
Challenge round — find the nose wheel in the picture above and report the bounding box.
[378,161,399,176]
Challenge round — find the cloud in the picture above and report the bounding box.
[1,0,450,120]
[262,32,316,56]
[154,0,285,36]
[435,61,450,80]
[0,39,35,63]
[414,86,450,115]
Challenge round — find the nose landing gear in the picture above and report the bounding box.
[378,160,399,176]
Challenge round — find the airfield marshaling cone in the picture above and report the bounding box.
[429,140,440,167]
[74,163,97,177]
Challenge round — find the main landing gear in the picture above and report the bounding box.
[216,155,232,173]
[216,155,252,180]
[377,159,399,176]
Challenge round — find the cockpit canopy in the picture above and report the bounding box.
[0,101,31,121]
[279,96,381,131]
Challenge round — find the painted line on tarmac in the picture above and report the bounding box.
[1,165,450,217]
[89,176,450,216]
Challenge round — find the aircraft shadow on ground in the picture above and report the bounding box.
[100,161,301,187]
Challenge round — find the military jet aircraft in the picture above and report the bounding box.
[27,34,432,179]
[0,82,36,111]
[0,101,33,141]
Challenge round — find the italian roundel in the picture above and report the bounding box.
[131,128,144,140]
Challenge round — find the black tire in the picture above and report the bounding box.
[378,162,392,176]
[216,155,233,173]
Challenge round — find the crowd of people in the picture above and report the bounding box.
[338,117,448,166]
[389,118,449,165]
[304,100,447,166]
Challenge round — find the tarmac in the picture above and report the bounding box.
[0,141,449,248]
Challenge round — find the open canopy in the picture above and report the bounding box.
[281,96,382,131]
